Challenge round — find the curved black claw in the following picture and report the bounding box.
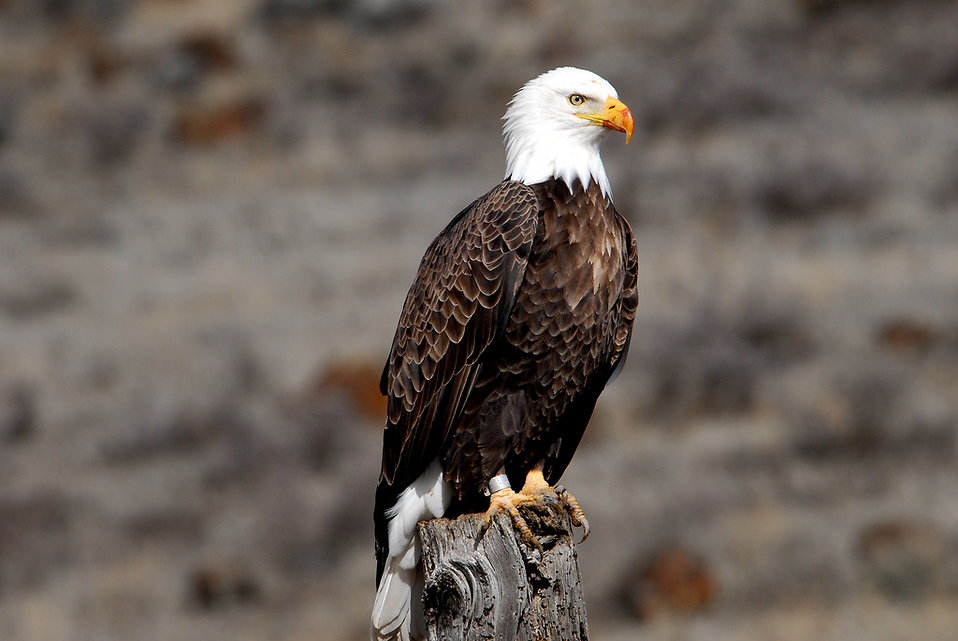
[555,485,591,543]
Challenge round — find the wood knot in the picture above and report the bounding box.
[423,555,494,635]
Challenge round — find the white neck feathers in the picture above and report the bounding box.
[503,128,612,197]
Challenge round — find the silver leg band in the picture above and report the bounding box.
[487,473,512,494]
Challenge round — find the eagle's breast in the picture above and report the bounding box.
[501,178,630,416]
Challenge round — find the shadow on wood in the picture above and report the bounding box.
[418,501,589,641]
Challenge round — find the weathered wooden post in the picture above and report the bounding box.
[417,501,590,641]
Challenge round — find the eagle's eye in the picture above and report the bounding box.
[568,94,586,106]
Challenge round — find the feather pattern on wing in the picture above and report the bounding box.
[375,180,539,581]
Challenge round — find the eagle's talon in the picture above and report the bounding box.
[514,515,544,552]
[538,491,561,508]
[555,486,590,543]
[576,516,591,543]
[476,514,494,549]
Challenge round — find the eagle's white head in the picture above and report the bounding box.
[503,66,634,199]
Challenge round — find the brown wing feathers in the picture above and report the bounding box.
[607,214,639,379]
[379,181,539,489]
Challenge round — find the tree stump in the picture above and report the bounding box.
[417,501,590,641]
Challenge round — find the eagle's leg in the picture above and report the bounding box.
[518,468,551,495]
[520,469,591,542]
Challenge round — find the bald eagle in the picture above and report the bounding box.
[372,67,638,641]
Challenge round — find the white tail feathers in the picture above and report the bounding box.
[371,552,420,641]
[371,460,451,641]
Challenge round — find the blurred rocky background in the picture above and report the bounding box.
[1,0,957,639]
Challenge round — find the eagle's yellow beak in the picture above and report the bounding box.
[576,97,634,144]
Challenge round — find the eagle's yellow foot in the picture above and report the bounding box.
[477,471,591,549]
[479,487,544,552]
